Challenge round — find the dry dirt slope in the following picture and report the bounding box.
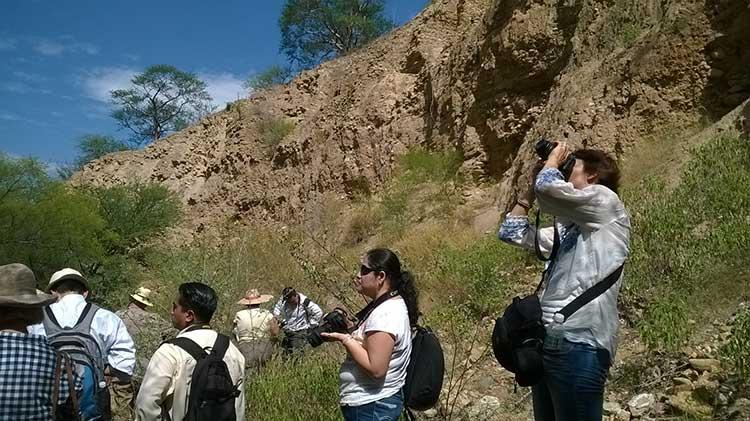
[73,0,750,232]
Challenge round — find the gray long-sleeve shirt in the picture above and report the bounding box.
[499,167,631,361]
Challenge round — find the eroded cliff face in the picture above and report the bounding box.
[74,0,750,231]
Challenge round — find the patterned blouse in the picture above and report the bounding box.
[499,167,631,361]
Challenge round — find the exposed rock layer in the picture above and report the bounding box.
[74,0,750,230]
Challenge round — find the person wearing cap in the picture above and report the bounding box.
[233,289,275,370]
[116,287,169,337]
[28,268,136,421]
[0,263,81,420]
[272,287,323,355]
[115,286,173,414]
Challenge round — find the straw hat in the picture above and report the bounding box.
[130,287,154,307]
[48,268,89,292]
[0,263,57,307]
[237,289,273,306]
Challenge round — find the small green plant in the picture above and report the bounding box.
[722,308,750,382]
[258,116,295,150]
[244,65,292,92]
[637,293,690,351]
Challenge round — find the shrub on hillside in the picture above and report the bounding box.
[624,133,750,350]
[722,308,750,382]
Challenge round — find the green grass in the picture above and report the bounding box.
[245,350,342,421]
[623,133,750,350]
[722,308,750,382]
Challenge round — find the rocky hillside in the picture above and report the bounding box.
[73,0,750,231]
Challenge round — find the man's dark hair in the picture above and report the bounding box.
[282,287,297,302]
[178,282,218,323]
[575,149,621,194]
[52,279,88,294]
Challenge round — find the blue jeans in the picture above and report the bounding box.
[532,332,611,421]
[341,390,404,421]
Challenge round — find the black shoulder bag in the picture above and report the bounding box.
[492,211,624,387]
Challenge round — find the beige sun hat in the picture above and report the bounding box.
[130,287,154,307]
[237,289,273,306]
[48,268,89,292]
[0,263,57,308]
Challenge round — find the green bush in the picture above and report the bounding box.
[637,293,690,351]
[722,308,750,382]
[259,117,295,150]
[245,65,292,92]
[87,182,181,255]
[624,133,750,349]
[377,149,463,237]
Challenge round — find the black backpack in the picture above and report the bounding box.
[168,334,241,421]
[403,325,444,411]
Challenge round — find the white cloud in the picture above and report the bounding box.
[200,72,246,108]
[32,37,99,56]
[0,113,21,121]
[13,71,47,83]
[0,112,44,126]
[0,38,17,51]
[82,67,137,102]
[1,81,53,95]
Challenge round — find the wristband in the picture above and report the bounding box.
[516,199,531,210]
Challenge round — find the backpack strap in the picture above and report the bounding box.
[52,351,63,415]
[210,334,230,359]
[168,338,208,361]
[556,264,625,323]
[63,353,80,420]
[534,210,560,263]
[43,306,62,331]
[73,303,98,331]
[352,290,399,330]
[301,298,311,326]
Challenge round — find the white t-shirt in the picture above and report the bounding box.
[339,297,412,406]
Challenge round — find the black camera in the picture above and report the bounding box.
[535,138,576,181]
[307,308,350,347]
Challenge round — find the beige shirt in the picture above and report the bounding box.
[233,308,273,342]
[135,326,246,421]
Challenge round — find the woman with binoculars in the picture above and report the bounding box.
[499,141,631,421]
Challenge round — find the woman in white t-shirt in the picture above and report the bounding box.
[322,248,419,421]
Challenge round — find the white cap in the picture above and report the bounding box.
[48,268,89,292]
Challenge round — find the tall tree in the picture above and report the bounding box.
[58,134,132,179]
[280,0,394,69]
[110,65,212,145]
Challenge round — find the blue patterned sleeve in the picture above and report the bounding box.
[535,167,564,191]
[498,215,532,247]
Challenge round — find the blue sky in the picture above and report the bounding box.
[0,0,428,168]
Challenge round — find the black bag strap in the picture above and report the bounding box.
[302,297,311,325]
[209,334,230,359]
[557,264,625,322]
[534,210,560,262]
[168,337,208,361]
[73,302,93,326]
[352,290,399,331]
[45,306,62,328]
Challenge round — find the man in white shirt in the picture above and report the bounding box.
[135,282,245,421]
[28,267,136,420]
[272,287,323,355]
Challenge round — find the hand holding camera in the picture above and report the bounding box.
[307,308,351,347]
[535,138,576,180]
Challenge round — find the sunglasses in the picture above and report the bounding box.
[359,265,379,276]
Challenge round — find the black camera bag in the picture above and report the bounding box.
[492,211,624,387]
